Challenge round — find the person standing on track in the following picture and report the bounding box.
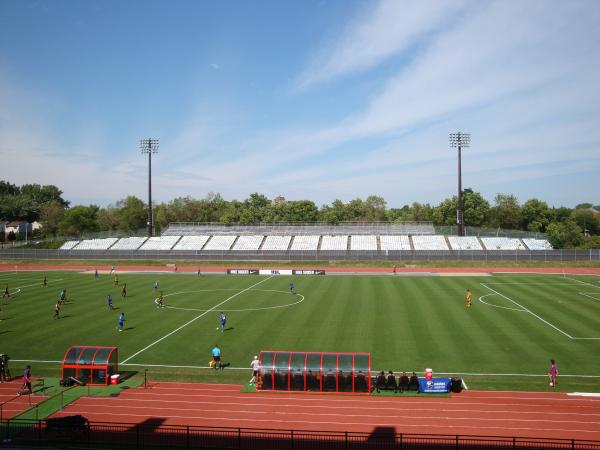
[549,359,559,387]
[19,366,32,395]
[465,288,472,308]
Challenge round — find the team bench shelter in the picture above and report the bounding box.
[257,351,371,393]
[61,346,118,386]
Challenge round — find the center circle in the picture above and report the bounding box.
[157,289,305,312]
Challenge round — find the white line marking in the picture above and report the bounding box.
[480,283,574,339]
[579,292,600,303]
[478,293,526,311]
[159,289,304,312]
[564,276,600,289]
[122,275,274,364]
[569,393,600,397]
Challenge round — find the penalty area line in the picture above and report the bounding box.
[122,275,275,364]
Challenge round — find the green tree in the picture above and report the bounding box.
[546,220,583,249]
[521,199,551,232]
[319,199,347,224]
[462,189,490,227]
[57,205,100,236]
[39,201,66,237]
[572,209,600,235]
[116,196,147,233]
[488,194,520,229]
[97,207,119,232]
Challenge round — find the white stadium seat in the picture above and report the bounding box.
[320,235,348,251]
[173,235,211,251]
[350,235,377,251]
[232,235,264,251]
[110,237,148,250]
[203,235,236,251]
[522,238,553,250]
[290,235,320,251]
[447,236,483,251]
[139,236,181,251]
[261,235,292,251]
[379,235,411,251]
[59,240,80,250]
[480,237,525,250]
[411,235,449,250]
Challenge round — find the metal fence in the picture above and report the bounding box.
[2,419,600,450]
[0,248,598,262]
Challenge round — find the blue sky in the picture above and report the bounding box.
[1,0,599,208]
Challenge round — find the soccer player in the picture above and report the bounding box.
[53,302,60,319]
[107,294,113,310]
[42,275,47,287]
[118,312,125,332]
[465,288,472,308]
[211,345,222,369]
[220,312,227,332]
[121,283,127,298]
[94,268,99,279]
[290,282,295,295]
[114,274,119,286]
[153,280,159,291]
[59,289,66,304]
[197,267,201,276]
[549,359,559,387]
[2,284,10,298]
[157,291,165,308]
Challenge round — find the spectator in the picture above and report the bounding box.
[375,371,386,392]
[386,370,398,392]
[249,355,259,384]
[19,365,32,395]
[398,371,409,392]
[409,371,419,391]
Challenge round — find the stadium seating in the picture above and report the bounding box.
[350,235,377,251]
[447,236,483,251]
[110,237,148,250]
[290,235,320,251]
[261,235,292,251]
[320,235,348,251]
[71,238,118,250]
[139,236,181,251]
[522,238,553,250]
[232,235,264,251]
[379,235,411,251]
[59,240,80,250]
[480,237,524,250]
[202,235,236,251]
[411,235,449,250]
[172,235,211,251]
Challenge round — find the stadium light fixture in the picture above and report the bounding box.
[140,138,159,237]
[449,132,471,237]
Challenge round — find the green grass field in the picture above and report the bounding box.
[1,270,599,391]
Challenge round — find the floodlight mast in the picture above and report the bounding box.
[449,132,471,237]
[140,138,159,237]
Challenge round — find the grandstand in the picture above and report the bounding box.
[59,240,80,250]
[411,235,449,251]
[232,235,264,251]
[350,235,378,251]
[261,235,292,251]
[172,235,210,251]
[522,238,554,250]
[71,238,118,250]
[290,235,320,251]
[203,235,236,251]
[447,236,483,251]
[379,235,411,251]
[110,237,148,250]
[320,235,348,251]
[139,236,181,251]
[480,237,524,250]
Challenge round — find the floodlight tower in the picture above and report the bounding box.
[140,138,159,237]
[449,132,470,237]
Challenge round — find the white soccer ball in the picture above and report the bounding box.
[216,327,219,330]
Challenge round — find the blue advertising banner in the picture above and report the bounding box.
[418,377,451,393]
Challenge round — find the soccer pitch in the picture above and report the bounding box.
[1,270,599,391]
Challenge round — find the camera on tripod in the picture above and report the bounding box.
[0,353,10,381]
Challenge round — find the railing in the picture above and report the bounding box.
[1,419,599,449]
[0,393,29,422]
[11,385,78,422]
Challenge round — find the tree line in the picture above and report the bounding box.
[1,180,599,249]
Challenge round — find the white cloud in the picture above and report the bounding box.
[296,0,468,90]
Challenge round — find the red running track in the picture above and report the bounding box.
[50,382,600,441]
[0,379,46,419]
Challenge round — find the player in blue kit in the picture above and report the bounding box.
[220,312,227,332]
[290,282,295,295]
